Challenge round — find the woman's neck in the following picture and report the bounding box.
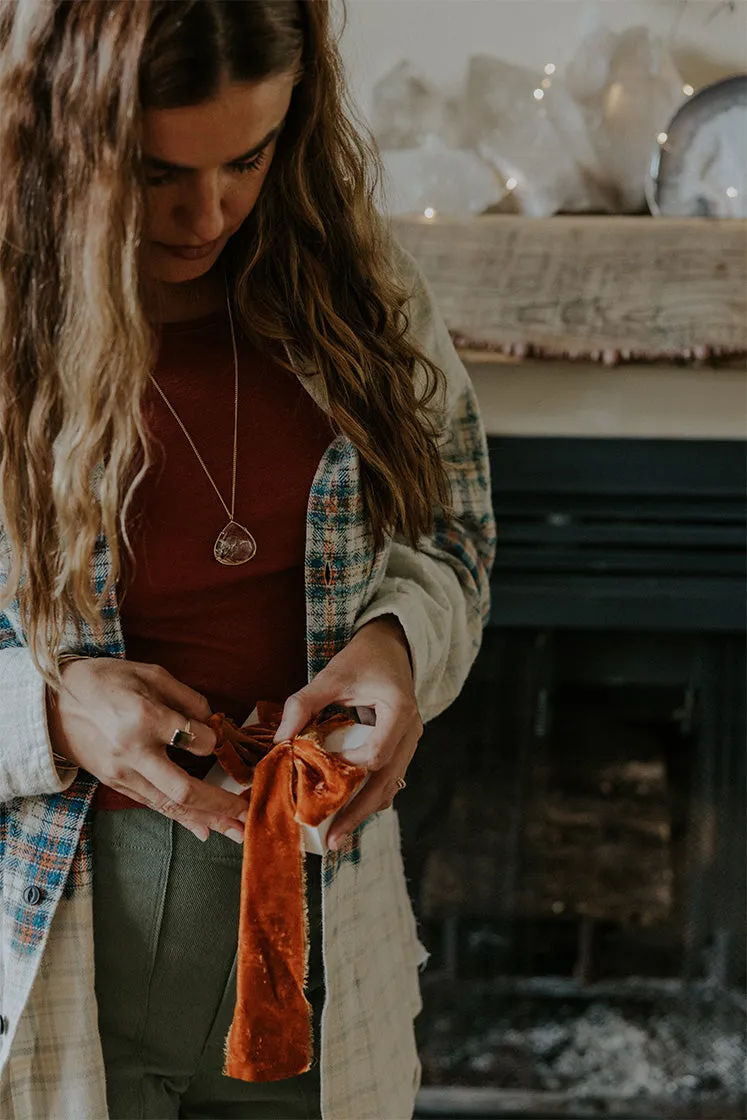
[145,266,226,324]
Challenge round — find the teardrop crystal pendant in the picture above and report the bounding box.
[214,520,257,565]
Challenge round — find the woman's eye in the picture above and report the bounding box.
[230,151,267,175]
[145,150,267,188]
[146,171,177,186]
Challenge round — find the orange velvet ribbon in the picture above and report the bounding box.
[207,702,367,1082]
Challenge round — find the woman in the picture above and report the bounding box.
[0,2,495,1119]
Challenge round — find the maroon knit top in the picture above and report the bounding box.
[93,308,333,811]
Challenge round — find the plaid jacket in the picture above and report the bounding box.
[0,245,495,1120]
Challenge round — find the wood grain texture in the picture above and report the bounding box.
[392,215,747,355]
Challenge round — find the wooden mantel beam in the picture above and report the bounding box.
[391,214,747,358]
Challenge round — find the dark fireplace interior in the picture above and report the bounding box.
[401,436,746,1120]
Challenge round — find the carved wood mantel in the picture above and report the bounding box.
[392,214,747,362]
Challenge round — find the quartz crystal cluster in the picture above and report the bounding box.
[372,61,501,217]
[373,26,685,217]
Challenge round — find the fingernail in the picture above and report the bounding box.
[237,810,248,824]
[189,825,210,843]
[224,827,244,845]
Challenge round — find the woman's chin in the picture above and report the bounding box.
[146,240,224,285]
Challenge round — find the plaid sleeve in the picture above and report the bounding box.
[353,244,496,723]
[0,536,77,800]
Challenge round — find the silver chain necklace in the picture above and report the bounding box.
[148,269,257,565]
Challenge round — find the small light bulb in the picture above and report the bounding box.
[423,206,436,220]
[726,186,739,198]
[533,88,545,101]
[683,83,695,96]
[541,77,552,90]
[505,177,518,191]
[657,131,668,145]
[544,63,556,76]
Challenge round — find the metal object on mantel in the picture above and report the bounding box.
[648,75,747,219]
[391,214,747,362]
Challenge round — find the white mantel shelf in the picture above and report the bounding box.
[467,360,745,440]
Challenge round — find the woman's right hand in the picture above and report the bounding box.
[46,657,249,844]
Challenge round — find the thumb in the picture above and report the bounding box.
[274,674,340,743]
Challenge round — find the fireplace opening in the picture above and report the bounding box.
[403,437,746,1120]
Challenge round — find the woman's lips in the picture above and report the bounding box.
[158,238,221,260]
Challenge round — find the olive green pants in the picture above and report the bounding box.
[92,809,323,1120]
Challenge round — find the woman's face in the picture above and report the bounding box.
[141,73,296,286]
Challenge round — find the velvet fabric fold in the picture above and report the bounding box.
[207,704,368,1082]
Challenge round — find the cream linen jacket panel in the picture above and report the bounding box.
[0,243,496,1120]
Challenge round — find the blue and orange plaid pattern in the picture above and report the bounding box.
[1,378,495,961]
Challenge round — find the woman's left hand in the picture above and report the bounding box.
[273,616,422,850]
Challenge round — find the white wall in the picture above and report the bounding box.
[337,0,747,125]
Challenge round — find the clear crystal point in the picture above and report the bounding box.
[214,521,257,565]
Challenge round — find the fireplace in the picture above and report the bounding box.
[402,435,746,1120]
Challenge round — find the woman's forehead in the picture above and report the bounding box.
[142,75,295,169]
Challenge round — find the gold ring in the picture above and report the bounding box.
[395,776,407,792]
[169,719,196,748]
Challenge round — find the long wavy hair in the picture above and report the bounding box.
[0,0,449,687]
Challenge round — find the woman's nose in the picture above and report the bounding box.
[174,173,225,243]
